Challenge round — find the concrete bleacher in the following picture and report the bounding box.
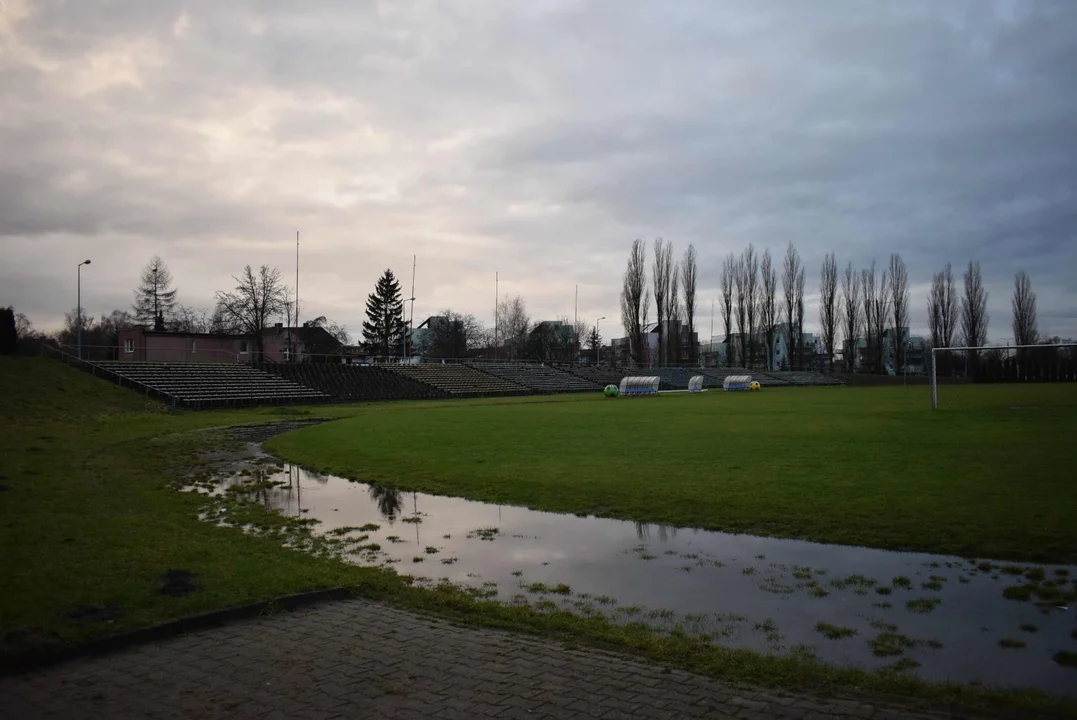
[762,371,844,386]
[651,367,700,390]
[389,363,529,398]
[699,368,789,387]
[265,364,446,402]
[468,363,601,394]
[93,362,330,408]
[561,365,628,388]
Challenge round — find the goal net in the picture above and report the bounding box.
[930,343,1077,409]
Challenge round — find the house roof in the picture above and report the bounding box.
[261,325,343,349]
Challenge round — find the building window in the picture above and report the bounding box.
[124,339,133,353]
[239,340,249,355]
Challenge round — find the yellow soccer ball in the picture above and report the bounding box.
[749,381,761,391]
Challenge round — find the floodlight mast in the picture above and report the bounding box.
[930,342,1077,410]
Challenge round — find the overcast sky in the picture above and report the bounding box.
[3,0,1075,343]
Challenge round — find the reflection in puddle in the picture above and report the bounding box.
[193,452,1077,696]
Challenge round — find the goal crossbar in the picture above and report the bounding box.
[930,343,1077,409]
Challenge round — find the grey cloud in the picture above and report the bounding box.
[2,0,1075,341]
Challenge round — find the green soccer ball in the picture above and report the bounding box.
[604,384,620,398]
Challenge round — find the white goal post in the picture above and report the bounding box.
[930,343,1077,409]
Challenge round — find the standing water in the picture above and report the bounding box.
[193,450,1077,696]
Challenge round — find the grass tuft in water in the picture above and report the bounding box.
[892,576,912,589]
[906,597,941,614]
[815,622,857,640]
[999,638,1026,649]
[1054,651,1077,668]
[870,632,917,657]
[1019,623,1038,633]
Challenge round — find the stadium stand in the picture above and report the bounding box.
[389,363,530,398]
[265,363,446,402]
[468,362,601,393]
[92,362,329,408]
[561,365,629,388]
[702,370,796,387]
[651,367,700,390]
[762,371,844,386]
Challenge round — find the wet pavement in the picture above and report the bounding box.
[0,596,993,720]
[191,447,1077,697]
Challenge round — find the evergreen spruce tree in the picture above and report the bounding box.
[0,307,16,354]
[362,269,406,356]
[133,256,178,330]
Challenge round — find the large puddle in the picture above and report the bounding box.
[194,448,1077,696]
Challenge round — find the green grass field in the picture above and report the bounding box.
[270,383,1077,563]
[3,357,1076,714]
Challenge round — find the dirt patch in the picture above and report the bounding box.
[67,605,124,624]
[158,570,202,597]
[218,420,327,444]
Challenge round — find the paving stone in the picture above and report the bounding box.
[0,597,998,719]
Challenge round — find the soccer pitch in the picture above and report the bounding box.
[269,383,1077,564]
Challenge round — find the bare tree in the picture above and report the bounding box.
[652,238,673,365]
[819,252,839,374]
[302,315,351,346]
[133,256,178,330]
[840,263,861,372]
[733,255,747,367]
[619,239,648,366]
[927,263,958,350]
[861,263,876,372]
[171,304,211,334]
[861,262,890,373]
[572,316,589,362]
[1011,270,1038,346]
[873,264,891,373]
[667,257,680,364]
[681,244,697,364]
[961,261,989,376]
[743,244,759,369]
[214,265,288,358]
[795,265,806,369]
[496,295,531,360]
[760,249,777,370]
[888,253,909,373]
[720,253,736,366]
[781,243,801,370]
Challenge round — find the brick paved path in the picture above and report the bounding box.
[0,598,987,719]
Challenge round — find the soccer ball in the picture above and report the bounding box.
[749,381,761,391]
[604,384,620,398]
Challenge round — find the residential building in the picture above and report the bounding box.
[116,323,343,364]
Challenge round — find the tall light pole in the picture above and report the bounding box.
[596,316,605,364]
[77,259,91,359]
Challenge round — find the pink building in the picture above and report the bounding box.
[117,324,344,363]
[118,328,254,363]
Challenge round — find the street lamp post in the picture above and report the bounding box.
[596,316,605,365]
[77,259,91,359]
